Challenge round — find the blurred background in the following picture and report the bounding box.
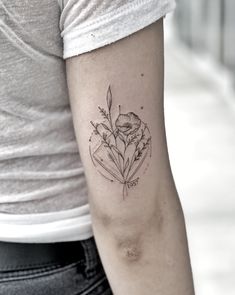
[164,1,235,294]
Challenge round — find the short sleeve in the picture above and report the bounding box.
[59,0,176,59]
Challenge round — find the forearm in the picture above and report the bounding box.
[91,169,194,295]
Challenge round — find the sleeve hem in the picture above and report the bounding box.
[62,0,176,59]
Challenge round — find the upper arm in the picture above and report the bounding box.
[65,19,172,233]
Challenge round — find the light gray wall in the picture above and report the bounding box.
[223,0,235,71]
[174,0,234,74]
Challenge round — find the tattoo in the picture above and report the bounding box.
[89,86,152,199]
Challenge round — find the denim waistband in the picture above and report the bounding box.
[0,236,97,272]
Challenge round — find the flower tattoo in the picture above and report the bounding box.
[89,86,152,199]
[115,112,141,136]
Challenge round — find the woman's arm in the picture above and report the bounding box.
[66,18,194,295]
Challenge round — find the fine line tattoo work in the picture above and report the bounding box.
[89,86,152,199]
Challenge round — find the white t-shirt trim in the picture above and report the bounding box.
[61,0,176,58]
[0,204,93,243]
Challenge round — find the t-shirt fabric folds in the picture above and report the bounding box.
[0,0,175,243]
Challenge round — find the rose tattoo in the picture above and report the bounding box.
[89,86,152,199]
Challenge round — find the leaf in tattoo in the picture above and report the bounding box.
[89,85,152,199]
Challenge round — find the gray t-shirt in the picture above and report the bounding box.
[0,0,175,242]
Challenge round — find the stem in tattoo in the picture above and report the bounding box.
[90,120,121,173]
[106,86,123,174]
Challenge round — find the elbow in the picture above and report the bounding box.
[92,207,165,264]
[116,233,144,263]
[92,204,185,267]
[112,210,164,264]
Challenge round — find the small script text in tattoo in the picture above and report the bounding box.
[89,86,152,199]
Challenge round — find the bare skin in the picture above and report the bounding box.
[66,18,195,295]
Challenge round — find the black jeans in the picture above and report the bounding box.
[0,236,113,295]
